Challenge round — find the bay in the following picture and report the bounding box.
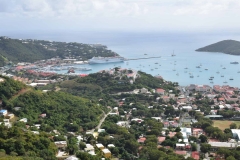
[6,31,240,87]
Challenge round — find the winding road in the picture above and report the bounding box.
[89,106,112,133]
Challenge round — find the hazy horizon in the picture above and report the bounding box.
[1,0,240,34]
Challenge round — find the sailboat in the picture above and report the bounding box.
[189,73,194,78]
[223,78,227,83]
[171,50,176,57]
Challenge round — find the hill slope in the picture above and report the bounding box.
[196,40,240,55]
[0,36,118,66]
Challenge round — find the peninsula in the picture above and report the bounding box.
[0,36,118,67]
[196,39,240,55]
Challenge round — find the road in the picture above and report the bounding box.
[89,106,112,133]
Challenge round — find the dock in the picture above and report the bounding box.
[126,56,161,61]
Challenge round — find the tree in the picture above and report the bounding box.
[191,143,197,151]
[199,135,208,143]
[200,143,211,153]
[175,127,181,132]
[230,123,237,129]
[226,156,236,160]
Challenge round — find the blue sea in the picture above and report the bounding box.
[5,30,240,87]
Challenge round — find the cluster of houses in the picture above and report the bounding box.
[99,68,138,84]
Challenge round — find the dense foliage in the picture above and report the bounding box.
[7,91,103,132]
[0,76,26,99]
[57,71,178,99]
[0,125,57,160]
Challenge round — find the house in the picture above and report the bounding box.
[208,142,237,150]
[176,143,185,150]
[96,143,105,150]
[192,128,203,137]
[175,151,187,156]
[65,156,78,160]
[98,129,105,133]
[39,113,47,118]
[84,144,95,152]
[181,106,192,111]
[162,96,170,102]
[107,144,115,148]
[131,118,144,123]
[102,148,111,158]
[180,128,192,138]
[195,85,212,92]
[54,141,67,149]
[191,151,200,160]
[168,132,177,138]
[6,113,14,119]
[19,118,28,123]
[157,137,166,144]
[219,105,225,110]
[0,110,7,116]
[231,129,240,140]
[0,119,12,128]
[156,88,165,95]
[140,88,148,94]
[116,121,128,127]
[138,137,146,144]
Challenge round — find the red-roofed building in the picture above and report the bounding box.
[192,151,200,160]
[192,128,203,137]
[157,137,166,144]
[168,132,176,138]
[137,137,146,144]
[218,97,225,101]
[79,74,88,77]
[155,88,165,95]
[175,151,187,155]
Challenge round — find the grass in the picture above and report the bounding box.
[213,120,240,130]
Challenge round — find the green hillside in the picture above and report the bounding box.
[0,36,118,66]
[0,76,103,132]
[196,40,240,55]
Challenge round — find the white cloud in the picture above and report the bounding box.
[0,0,240,32]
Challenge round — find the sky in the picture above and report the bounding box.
[0,0,240,34]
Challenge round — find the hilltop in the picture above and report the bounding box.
[0,36,118,66]
[196,40,240,55]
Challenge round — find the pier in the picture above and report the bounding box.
[126,56,162,61]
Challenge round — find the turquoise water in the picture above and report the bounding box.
[6,31,240,87]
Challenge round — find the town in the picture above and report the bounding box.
[1,59,240,160]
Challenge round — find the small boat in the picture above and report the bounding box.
[210,81,214,84]
[176,73,179,76]
[222,67,226,69]
[223,81,227,83]
[230,61,239,64]
[171,51,176,57]
[190,75,194,78]
[209,78,213,80]
[229,78,234,80]
[238,70,240,73]
[196,66,200,68]
[184,67,188,69]
[205,68,208,70]
[221,75,224,77]
[210,76,214,78]
[155,63,158,64]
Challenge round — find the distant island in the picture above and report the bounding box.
[196,40,240,55]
